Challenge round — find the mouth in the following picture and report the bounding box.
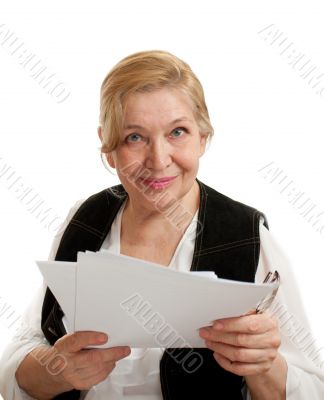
[140,176,177,190]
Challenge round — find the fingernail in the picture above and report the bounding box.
[98,333,108,343]
[124,347,131,356]
[214,322,223,330]
[199,328,209,338]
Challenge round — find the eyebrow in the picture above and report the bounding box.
[123,117,193,130]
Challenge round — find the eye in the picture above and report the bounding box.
[125,133,143,143]
[170,127,187,138]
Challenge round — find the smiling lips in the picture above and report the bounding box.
[140,176,177,190]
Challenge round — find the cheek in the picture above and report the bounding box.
[176,148,201,171]
[114,150,146,185]
[114,149,139,168]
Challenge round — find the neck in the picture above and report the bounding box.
[122,180,200,236]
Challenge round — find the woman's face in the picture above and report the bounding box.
[104,87,206,211]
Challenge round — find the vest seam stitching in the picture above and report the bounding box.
[253,210,261,276]
[192,181,207,271]
[194,238,260,256]
[70,219,105,238]
[194,236,261,253]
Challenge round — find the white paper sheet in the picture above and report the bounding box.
[37,260,76,330]
[37,251,277,348]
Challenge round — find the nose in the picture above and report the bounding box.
[144,139,172,171]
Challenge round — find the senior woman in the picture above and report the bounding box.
[1,50,324,399]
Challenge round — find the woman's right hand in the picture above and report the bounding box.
[48,331,131,391]
[16,331,130,398]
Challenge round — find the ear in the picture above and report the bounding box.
[199,134,207,157]
[98,126,116,169]
[97,126,103,142]
[107,152,116,169]
[101,150,116,169]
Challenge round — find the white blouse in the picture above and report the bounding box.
[0,198,324,399]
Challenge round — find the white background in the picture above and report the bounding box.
[0,0,323,360]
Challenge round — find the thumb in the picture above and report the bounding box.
[55,331,108,353]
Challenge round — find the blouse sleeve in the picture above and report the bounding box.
[0,199,85,400]
[253,219,324,398]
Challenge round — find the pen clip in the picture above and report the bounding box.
[256,270,280,314]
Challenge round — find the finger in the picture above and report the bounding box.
[100,346,131,363]
[73,360,116,380]
[210,313,278,334]
[205,341,278,364]
[199,328,281,349]
[83,365,114,388]
[242,309,257,316]
[55,331,108,353]
[71,364,115,390]
[213,352,272,376]
[74,346,131,368]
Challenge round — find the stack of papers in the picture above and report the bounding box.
[36,251,277,348]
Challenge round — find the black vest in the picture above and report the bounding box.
[41,179,268,399]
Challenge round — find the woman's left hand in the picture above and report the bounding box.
[199,311,281,377]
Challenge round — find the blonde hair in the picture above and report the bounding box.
[99,50,214,153]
